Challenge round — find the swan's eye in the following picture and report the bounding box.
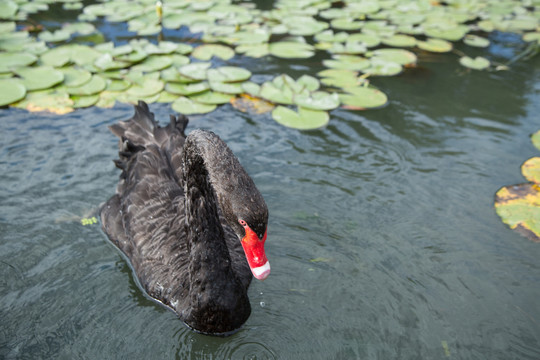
[239,219,247,227]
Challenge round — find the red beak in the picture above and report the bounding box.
[239,220,270,280]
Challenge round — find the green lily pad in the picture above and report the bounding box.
[495,184,540,242]
[459,56,490,70]
[523,32,540,43]
[165,81,210,96]
[94,53,130,71]
[381,34,417,47]
[417,38,453,53]
[297,75,320,92]
[209,81,244,94]
[532,130,540,151]
[424,24,469,41]
[294,91,340,111]
[0,52,37,72]
[39,29,71,43]
[207,67,251,83]
[192,44,235,61]
[16,66,64,91]
[339,86,388,109]
[66,75,106,96]
[269,41,315,59]
[347,33,381,48]
[323,56,371,71]
[189,91,232,104]
[241,82,261,97]
[60,67,92,88]
[131,55,173,72]
[178,62,211,81]
[363,59,403,76]
[271,106,329,130]
[0,78,26,106]
[331,17,364,31]
[127,78,164,98]
[368,48,417,65]
[106,79,131,92]
[13,89,74,114]
[522,157,540,183]
[319,69,360,88]
[71,94,99,108]
[235,43,270,58]
[260,82,294,105]
[0,1,18,19]
[463,35,490,48]
[171,96,217,115]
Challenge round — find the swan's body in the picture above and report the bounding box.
[100,101,269,334]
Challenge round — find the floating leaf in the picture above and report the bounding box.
[189,91,232,105]
[131,55,173,72]
[495,184,540,242]
[66,75,106,96]
[0,52,37,72]
[165,81,210,96]
[106,79,131,92]
[192,44,235,61]
[368,48,417,65]
[71,94,99,108]
[532,130,540,151]
[271,106,329,130]
[0,1,18,19]
[14,89,74,114]
[16,66,64,91]
[127,78,164,98]
[207,67,251,83]
[323,56,371,71]
[94,53,130,71]
[294,91,340,111]
[269,41,315,59]
[523,32,540,43]
[231,94,274,114]
[363,59,403,76]
[235,43,270,58]
[178,62,211,81]
[381,34,417,47]
[463,35,490,48]
[260,82,294,105]
[0,78,26,106]
[171,96,217,115]
[339,86,388,109]
[39,29,71,43]
[417,38,453,53]
[297,75,320,92]
[522,158,540,184]
[459,56,490,70]
[209,81,244,94]
[61,68,92,88]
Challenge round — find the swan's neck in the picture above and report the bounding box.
[181,135,251,333]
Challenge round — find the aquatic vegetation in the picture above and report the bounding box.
[495,130,540,242]
[0,0,539,128]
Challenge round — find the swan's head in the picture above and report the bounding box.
[238,218,270,281]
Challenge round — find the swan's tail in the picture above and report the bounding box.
[108,101,189,178]
[109,101,188,148]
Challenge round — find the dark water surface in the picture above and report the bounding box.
[2,24,540,360]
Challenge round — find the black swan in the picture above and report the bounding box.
[100,101,270,335]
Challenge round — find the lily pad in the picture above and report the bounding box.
[459,56,490,70]
[368,48,417,65]
[207,67,251,83]
[13,89,74,114]
[363,59,403,76]
[0,78,26,106]
[66,75,106,96]
[39,29,71,43]
[269,41,315,59]
[230,94,275,114]
[0,52,37,72]
[495,184,540,242]
[16,66,64,91]
[271,106,329,130]
[165,81,210,96]
[189,91,232,104]
[178,62,211,81]
[417,38,453,53]
[208,81,244,94]
[61,67,92,88]
[323,56,371,71]
[294,91,340,111]
[131,55,173,72]
[532,130,540,151]
[260,82,294,105]
[192,44,235,61]
[381,34,417,47]
[127,78,164,98]
[463,35,490,48]
[522,157,540,183]
[71,94,99,108]
[171,96,217,115]
[339,86,388,109]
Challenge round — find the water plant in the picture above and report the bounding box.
[0,0,539,129]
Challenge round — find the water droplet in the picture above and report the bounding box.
[259,301,265,307]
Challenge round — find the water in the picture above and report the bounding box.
[2,21,540,360]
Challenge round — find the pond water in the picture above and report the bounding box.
[2,8,540,360]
